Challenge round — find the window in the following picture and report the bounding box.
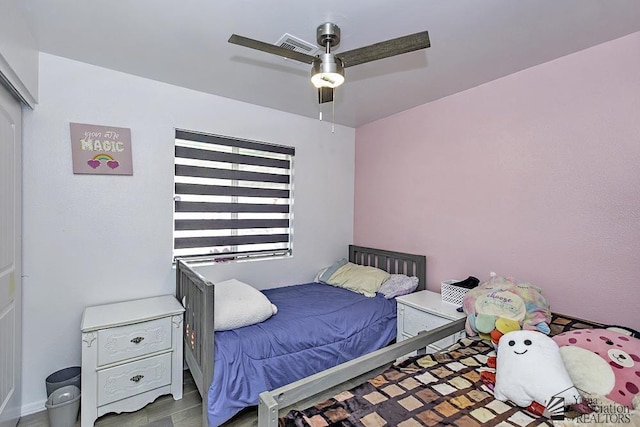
[174,130,294,261]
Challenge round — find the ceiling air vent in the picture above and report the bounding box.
[275,33,319,56]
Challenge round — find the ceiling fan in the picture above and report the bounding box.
[228,23,430,104]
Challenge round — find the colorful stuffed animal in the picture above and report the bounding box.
[553,328,640,409]
[493,330,581,412]
[462,274,551,345]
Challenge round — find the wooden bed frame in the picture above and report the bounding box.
[260,313,610,427]
[175,245,427,426]
[258,319,466,427]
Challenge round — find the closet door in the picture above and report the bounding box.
[0,83,22,427]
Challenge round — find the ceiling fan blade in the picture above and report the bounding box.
[228,34,317,64]
[336,31,430,68]
[318,87,334,104]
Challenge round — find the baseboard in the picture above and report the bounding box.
[20,399,46,417]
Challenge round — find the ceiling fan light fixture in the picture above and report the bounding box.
[311,54,344,89]
[229,23,431,107]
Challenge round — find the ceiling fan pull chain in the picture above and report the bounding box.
[331,92,336,133]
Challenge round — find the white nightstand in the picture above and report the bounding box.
[396,290,466,354]
[80,295,185,426]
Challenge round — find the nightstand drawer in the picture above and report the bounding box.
[97,352,172,406]
[402,305,451,336]
[98,317,172,366]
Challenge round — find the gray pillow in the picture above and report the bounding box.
[317,258,348,283]
[378,274,419,299]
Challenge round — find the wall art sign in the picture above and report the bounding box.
[70,122,133,175]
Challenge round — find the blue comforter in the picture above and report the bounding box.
[208,282,397,426]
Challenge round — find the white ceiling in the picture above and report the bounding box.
[17,0,640,128]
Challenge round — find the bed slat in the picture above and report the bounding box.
[175,260,214,427]
[349,245,426,290]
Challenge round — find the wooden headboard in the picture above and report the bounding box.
[349,245,427,291]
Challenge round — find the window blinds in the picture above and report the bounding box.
[174,130,294,260]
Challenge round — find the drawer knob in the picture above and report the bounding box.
[130,374,144,383]
[130,337,144,344]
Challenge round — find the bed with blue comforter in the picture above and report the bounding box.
[209,282,397,426]
[175,245,427,427]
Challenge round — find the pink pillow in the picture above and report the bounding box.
[553,329,640,408]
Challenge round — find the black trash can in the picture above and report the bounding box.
[45,367,81,397]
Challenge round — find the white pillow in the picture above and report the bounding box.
[214,279,278,331]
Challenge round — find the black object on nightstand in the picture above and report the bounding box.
[450,276,480,289]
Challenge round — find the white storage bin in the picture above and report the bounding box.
[440,279,471,305]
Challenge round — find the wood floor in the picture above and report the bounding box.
[18,370,204,427]
[18,365,389,427]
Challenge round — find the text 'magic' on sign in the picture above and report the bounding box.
[70,122,133,175]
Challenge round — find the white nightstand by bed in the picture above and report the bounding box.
[396,290,466,354]
[80,295,185,426]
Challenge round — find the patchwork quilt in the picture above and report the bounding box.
[280,314,602,427]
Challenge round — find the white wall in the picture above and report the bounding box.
[0,0,38,105]
[21,53,355,413]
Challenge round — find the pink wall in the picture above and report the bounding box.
[354,32,640,330]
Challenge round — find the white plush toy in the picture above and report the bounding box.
[494,330,581,410]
